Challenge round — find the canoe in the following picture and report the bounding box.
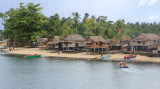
[100,54,112,60]
[124,55,136,58]
[25,54,41,58]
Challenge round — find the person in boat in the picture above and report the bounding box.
[119,62,128,68]
[125,63,128,67]
[119,62,125,66]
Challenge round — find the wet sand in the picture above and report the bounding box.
[5,47,160,63]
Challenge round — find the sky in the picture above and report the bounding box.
[0,0,160,29]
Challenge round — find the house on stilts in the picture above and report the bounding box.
[85,36,110,54]
[130,33,160,53]
[47,36,61,50]
[62,35,86,52]
[109,34,130,51]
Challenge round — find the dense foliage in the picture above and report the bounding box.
[0,3,160,46]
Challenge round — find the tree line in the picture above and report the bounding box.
[0,3,160,46]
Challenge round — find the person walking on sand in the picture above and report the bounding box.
[58,50,60,55]
[101,54,103,57]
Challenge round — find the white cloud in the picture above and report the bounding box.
[137,0,158,7]
[147,15,159,20]
[138,0,146,6]
[133,15,160,22]
[148,0,158,5]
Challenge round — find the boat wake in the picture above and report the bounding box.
[121,68,160,76]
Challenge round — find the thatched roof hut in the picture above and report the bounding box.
[47,36,61,45]
[89,36,108,43]
[37,38,48,43]
[86,36,110,53]
[132,33,160,41]
[63,35,86,48]
[37,38,48,46]
[86,36,109,48]
[130,33,160,52]
[64,35,86,42]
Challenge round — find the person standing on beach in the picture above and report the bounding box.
[101,54,103,57]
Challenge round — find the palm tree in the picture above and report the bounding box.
[72,12,81,34]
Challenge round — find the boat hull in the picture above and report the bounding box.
[124,56,136,59]
[25,55,41,58]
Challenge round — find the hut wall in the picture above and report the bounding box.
[131,40,159,46]
[77,41,86,47]
[86,41,98,48]
[121,40,129,45]
[101,43,109,48]
[86,42,109,48]
[130,40,159,52]
[65,42,76,47]
[86,37,109,48]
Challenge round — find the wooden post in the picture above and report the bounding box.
[106,48,107,53]
[98,48,99,54]
[102,48,103,54]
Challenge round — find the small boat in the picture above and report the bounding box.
[124,54,136,59]
[100,54,112,60]
[123,58,132,62]
[25,54,41,58]
[118,62,129,68]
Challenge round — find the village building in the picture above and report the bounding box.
[47,36,61,50]
[149,43,160,54]
[109,34,130,51]
[109,40,121,50]
[62,35,86,51]
[37,38,48,46]
[130,33,160,53]
[85,36,110,54]
[36,38,48,50]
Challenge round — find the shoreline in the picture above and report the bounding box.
[4,47,160,63]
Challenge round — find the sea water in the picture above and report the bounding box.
[0,52,160,89]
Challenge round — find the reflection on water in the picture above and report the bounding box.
[0,53,160,89]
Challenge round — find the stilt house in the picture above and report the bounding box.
[47,36,61,50]
[62,35,86,51]
[130,33,160,52]
[110,33,130,51]
[37,38,48,46]
[86,36,110,53]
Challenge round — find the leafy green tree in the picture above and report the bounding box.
[112,19,129,43]
[1,3,46,46]
[83,13,89,23]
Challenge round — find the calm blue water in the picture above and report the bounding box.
[0,52,160,89]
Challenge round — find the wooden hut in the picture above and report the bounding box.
[37,38,48,46]
[149,43,160,54]
[62,35,86,51]
[130,33,160,52]
[47,36,61,50]
[110,33,130,51]
[85,36,110,53]
[109,40,121,50]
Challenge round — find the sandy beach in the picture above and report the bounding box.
[3,47,160,63]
